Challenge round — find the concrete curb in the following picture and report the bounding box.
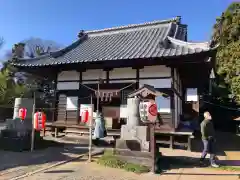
[9,149,104,180]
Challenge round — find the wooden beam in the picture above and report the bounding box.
[77,70,83,124]
[52,71,58,122]
[136,68,139,89]
[106,70,110,84]
[171,67,175,131]
[172,87,184,101]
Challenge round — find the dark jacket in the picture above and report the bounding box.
[200,119,215,140]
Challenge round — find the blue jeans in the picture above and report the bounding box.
[201,138,216,164]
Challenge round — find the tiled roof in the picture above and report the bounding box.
[12,17,214,67]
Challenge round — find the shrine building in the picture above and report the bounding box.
[12,16,217,132]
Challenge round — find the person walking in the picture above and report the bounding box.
[200,111,219,167]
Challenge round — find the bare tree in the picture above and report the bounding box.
[22,38,62,58]
[0,37,4,49]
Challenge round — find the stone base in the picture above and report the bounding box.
[114,146,151,158]
[5,118,32,131]
[116,125,150,152]
[0,129,41,151]
[114,149,152,167]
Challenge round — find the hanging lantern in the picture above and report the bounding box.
[34,112,46,130]
[18,108,27,121]
[82,109,89,123]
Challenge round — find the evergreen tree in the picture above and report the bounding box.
[211,2,240,104]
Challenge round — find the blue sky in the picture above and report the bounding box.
[0,0,233,57]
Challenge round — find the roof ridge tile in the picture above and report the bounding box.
[86,17,180,34]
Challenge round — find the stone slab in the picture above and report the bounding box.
[119,125,150,151]
[115,139,149,152]
[114,148,151,159]
[120,125,149,141]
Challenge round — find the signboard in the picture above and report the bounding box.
[148,104,157,116]
[139,102,148,122]
[80,104,94,118]
[139,101,158,122]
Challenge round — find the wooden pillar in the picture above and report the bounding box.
[132,66,142,90]
[54,127,58,138]
[104,68,112,84]
[77,70,83,125]
[136,68,139,90]
[170,135,174,149]
[187,136,192,151]
[150,123,156,173]
[171,68,176,131]
[52,69,58,122]
[106,70,110,84]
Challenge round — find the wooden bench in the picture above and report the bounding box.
[43,122,121,139]
[155,130,194,151]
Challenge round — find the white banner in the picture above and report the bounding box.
[80,104,94,117]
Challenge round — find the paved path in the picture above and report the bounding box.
[1,132,239,180]
[21,159,240,180]
[0,143,102,180]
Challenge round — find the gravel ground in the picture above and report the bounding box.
[22,159,240,180]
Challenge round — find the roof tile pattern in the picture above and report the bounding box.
[12,17,212,67]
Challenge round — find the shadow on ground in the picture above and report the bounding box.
[190,132,240,156]
[44,170,75,174]
[0,139,89,174]
[156,131,240,157]
[156,131,240,174]
[156,155,240,175]
[62,135,115,148]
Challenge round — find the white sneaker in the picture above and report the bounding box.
[211,163,219,168]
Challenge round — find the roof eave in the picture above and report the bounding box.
[11,49,215,68]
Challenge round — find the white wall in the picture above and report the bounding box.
[109,80,136,83]
[109,68,136,79]
[139,78,171,88]
[139,65,171,78]
[57,82,79,90]
[57,71,80,90]
[82,69,106,80]
[57,71,79,81]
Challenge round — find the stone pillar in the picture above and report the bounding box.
[12,98,33,130]
[13,98,33,119]
[116,97,150,152]
[126,97,140,127]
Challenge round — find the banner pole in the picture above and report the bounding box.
[31,91,36,152]
[88,95,93,162]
